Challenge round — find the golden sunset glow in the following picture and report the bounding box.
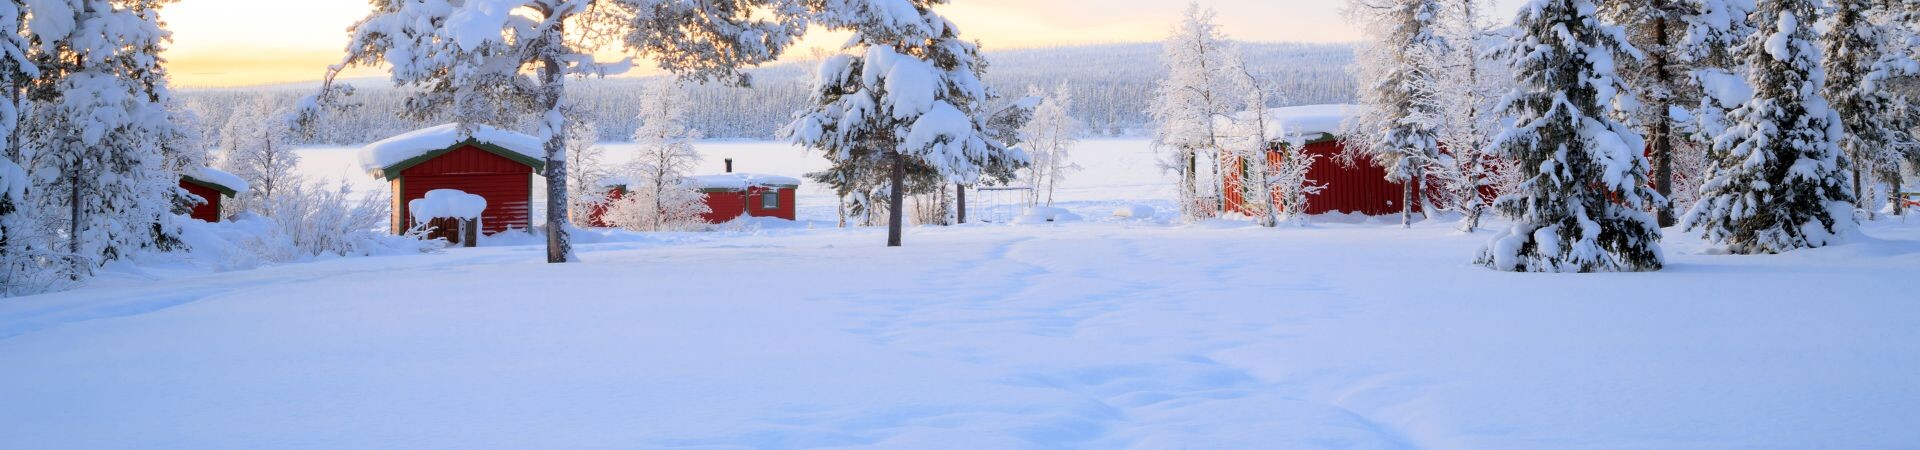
[159,0,1525,88]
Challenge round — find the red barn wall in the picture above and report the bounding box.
[1224,140,1417,217]
[180,181,223,222]
[394,145,536,235]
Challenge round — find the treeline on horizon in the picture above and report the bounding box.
[176,42,1358,146]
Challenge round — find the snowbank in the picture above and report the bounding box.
[689,173,802,191]
[358,123,543,174]
[1014,206,1083,224]
[185,167,251,195]
[408,189,488,223]
[1113,204,1156,219]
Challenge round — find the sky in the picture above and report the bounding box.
[162,0,1527,88]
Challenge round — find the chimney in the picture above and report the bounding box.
[725,158,734,173]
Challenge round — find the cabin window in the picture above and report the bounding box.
[761,191,780,209]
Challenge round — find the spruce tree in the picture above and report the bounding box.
[1683,0,1855,254]
[1347,0,1447,228]
[1476,0,1666,273]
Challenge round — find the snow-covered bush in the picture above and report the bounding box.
[601,180,711,232]
[260,180,437,258]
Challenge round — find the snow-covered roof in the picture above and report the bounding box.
[689,173,803,191]
[358,123,545,177]
[182,167,251,197]
[1219,104,1358,143]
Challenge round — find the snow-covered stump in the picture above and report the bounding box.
[409,189,487,248]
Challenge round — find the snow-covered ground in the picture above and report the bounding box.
[4,139,1920,448]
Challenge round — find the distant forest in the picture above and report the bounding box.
[178,42,1358,145]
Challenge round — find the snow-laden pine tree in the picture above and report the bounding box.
[1425,0,1507,231]
[1602,0,1758,227]
[1150,3,1240,221]
[306,0,808,263]
[786,0,1025,247]
[1346,0,1448,229]
[0,0,46,293]
[17,0,184,273]
[1683,0,1855,254]
[1019,82,1080,207]
[218,100,298,217]
[622,79,707,232]
[1476,0,1666,273]
[1824,0,1916,217]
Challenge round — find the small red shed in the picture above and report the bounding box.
[179,167,250,222]
[691,173,801,223]
[359,124,545,235]
[1221,104,1417,217]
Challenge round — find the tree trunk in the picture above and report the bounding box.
[68,165,82,256]
[956,184,967,224]
[1651,15,1677,228]
[540,32,572,263]
[888,151,906,247]
[1401,177,1413,229]
[1175,149,1190,218]
[1894,177,1906,216]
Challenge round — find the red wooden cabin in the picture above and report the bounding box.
[179,167,249,222]
[360,124,545,235]
[1220,105,1417,217]
[695,174,799,223]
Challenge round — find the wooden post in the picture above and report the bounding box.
[462,218,478,248]
[957,184,967,224]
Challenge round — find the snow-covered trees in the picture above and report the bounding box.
[613,79,708,232]
[1346,0,1448,228]
[1425,0,1506,231]
[1151,3,1240,222]
[563,118,611,226]
[785,0,1025,247]
[306,0,809,262]
[218,100,299,217]
[1823,0,1914,217]
[1019,83,1080,207]
[1683,0,1855,254]
[7,0,185,283]
[1602,0,1757,227]
[1476,0,1666,273]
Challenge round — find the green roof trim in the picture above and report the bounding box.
[377,139,546,179]
[180,176,240,198]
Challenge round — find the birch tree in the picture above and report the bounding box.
[1150,3,1238,221]
[1019,82,1079,207]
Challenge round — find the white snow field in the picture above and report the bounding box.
[5,139,1920,449]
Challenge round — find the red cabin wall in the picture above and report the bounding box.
[393,145,536,235]
[700,187,796,223]
[1223,140,1417,217]
[587,187,624,227]
[180,181,223,222]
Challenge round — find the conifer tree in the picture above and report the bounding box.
[1477,0,1666,272]
[1683,0,1855,254]
[1347,0,1448,228]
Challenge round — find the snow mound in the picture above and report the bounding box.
[409,189,488,222]
[1221,104,1357,142]
[359,123,542,174]
[186,167,251,195]
[1014,206,1083,224]
[690,173,802,191]
[1113,204,1156,219]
